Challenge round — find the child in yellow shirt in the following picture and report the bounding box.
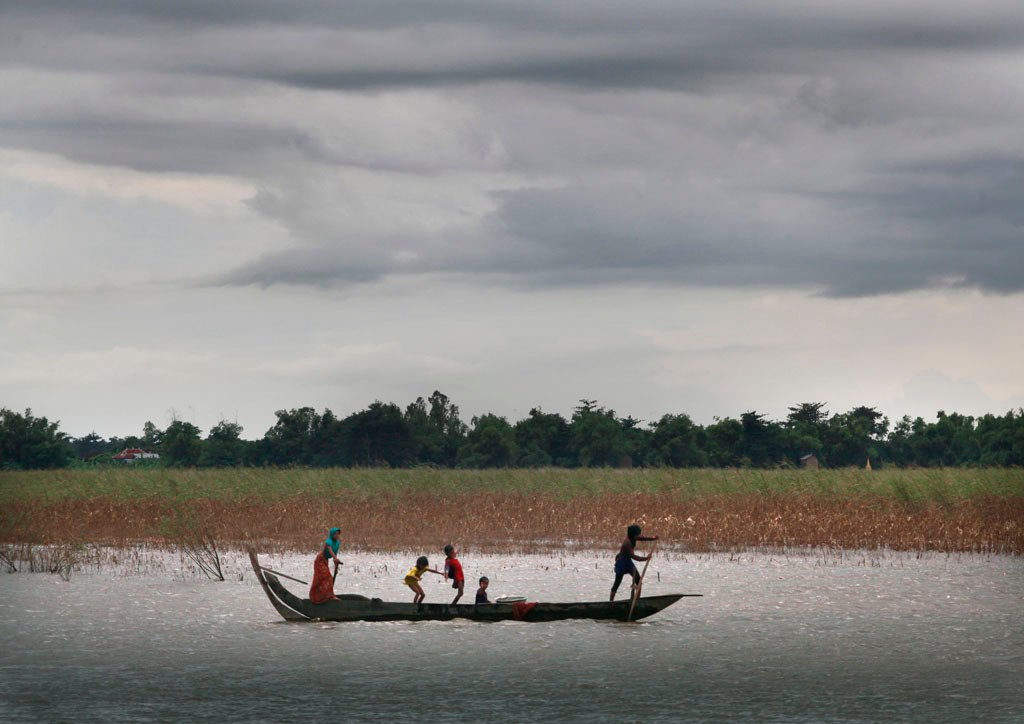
[404,555,444,604]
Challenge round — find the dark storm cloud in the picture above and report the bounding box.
[4,1,1024,296]
[8,2,1024,92]
[231,53,725,94]
[809,156,1024,295]
[217,154,1024,297]
[7,0,1024,46]
[214,16,1024,94]
[0,117,322,175]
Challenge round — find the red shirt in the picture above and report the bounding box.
[445,557,464,583]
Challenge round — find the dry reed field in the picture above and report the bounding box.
[2,467,1022,554]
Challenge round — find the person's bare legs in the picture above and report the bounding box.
[410,582,425,604]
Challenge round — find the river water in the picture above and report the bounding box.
[1,548,1021,723]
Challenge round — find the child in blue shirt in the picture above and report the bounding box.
[475,576,490,604]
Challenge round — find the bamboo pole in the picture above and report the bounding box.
[627,541,657,622]
[259,566,309,587]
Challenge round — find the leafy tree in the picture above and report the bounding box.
[822,406,889,467]
[782,402,827,462]
[931,411,980,465]
[850,406,889,437]
[886,415,916,466]
[886,410,995,467]
[705,417,743,467]
[645,413,707,467]
[71,431,110,460]
[459,413,517,468]
[18,397,1024,471]
[342,402,417,467]
[142,421,164,449]
[569,400,629,467]
[0,408,73,469]
[514,408,571,467]
[427,391,467,466]
[401,392,468,466]
[257,407,323,466]
[161,420,203,467]
[108,428,144,452]
[737,411,783,467]
[306,408,348,466]
[786,402,829,427]
[618,416,651,467]
[404,397,439,463]
[200,420,245,467]
[977,409,1024,465]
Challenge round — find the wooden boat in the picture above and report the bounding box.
[249,551,697,623]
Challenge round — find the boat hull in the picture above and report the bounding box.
[249,551,693,623]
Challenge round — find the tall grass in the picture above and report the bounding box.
[3,466,1022,503]
[2,468,1021,554]
[2,491,1020,554]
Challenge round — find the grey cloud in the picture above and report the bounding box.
[7,3,1024,94]
[231,18,1024,94]
[0,117,321,175]
[882,156,1024,224]
[232,52,728,94]
[7,1,1024,45]
[808,157,1024,295]
[212,162,1024,297]
[4,1,1024,297]
[212,249,386,288]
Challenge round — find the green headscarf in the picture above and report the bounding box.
[324,527,341,555]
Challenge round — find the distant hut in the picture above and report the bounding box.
[799,454,819,470]
[112,448,160,463]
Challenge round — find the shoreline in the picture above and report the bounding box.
[1,543,1017,586]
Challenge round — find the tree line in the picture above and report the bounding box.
[2,394,1024,470]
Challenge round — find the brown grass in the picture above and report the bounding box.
[4,492,1021,555]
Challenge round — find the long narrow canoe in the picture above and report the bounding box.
[249,551,696,623]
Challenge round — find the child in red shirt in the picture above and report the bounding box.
[443,543,465,604]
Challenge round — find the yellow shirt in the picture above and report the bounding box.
[404,566,425,585]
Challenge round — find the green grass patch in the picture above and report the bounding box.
[1,466,1022,505]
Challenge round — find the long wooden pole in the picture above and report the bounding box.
[259,566,309,587]
[627,541,657,623]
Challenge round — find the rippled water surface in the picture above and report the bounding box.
[2,549,1021,723]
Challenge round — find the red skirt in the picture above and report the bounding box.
[309,555,336,604]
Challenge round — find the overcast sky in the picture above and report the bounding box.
[2,0,1023,438]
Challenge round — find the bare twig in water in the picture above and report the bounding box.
[0,545,20,573]
[164,502,224,581]
[46,545,82,581]
[16,544,87,580]
[180,533,224,581]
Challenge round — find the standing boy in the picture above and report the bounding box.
[443,543,465,604]
[610,524,658,602]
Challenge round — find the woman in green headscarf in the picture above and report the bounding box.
[309,527,343,604]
